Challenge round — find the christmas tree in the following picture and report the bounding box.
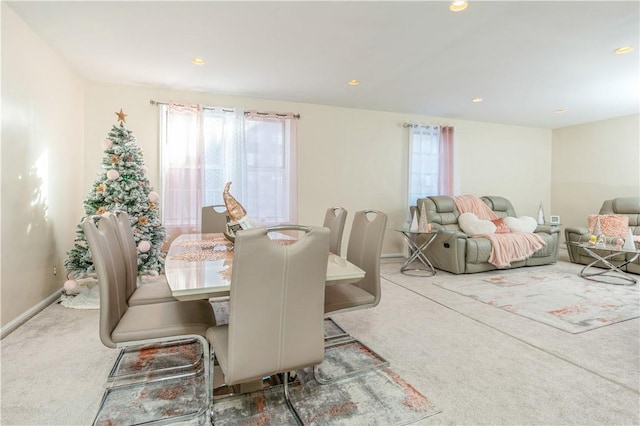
[65,109,166,278]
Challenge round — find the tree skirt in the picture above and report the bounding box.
[60,276,169,310]
[60,280,99,310]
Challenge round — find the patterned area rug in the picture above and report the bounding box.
[383,261,639,334]
[212,359,438,426]
[94,301,441,425]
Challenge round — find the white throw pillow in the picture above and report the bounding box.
[458,213,496,235]
[504,216,538,233]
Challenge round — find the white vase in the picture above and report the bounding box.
[623,227,636,250]
[410,211,418,232]
[537,202,545,225]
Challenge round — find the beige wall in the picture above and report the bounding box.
[1,4,567,330]
[84,82,553,258]
[1,4,85,330]
[552,114,640,238]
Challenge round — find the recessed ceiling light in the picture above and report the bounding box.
[554,108,565,114]
[450,1,468,12]
[348,80,360,86]
[614,46,633,54]
[192,58,205,65]
[471,97,483,103]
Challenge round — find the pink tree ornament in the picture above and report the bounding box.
[106,169,120,181]
[138,240,151,253]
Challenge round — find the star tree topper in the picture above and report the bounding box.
[115,108,128,123]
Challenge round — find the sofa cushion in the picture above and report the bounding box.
[459,213,496,235]
[492,218,511,234]
[587,214,629,238]
[503,216,537,233]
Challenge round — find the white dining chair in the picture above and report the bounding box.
[318,210,389,384]
[201,204,229,233]
[323,206,348,256]
[206,225,330,425]
[110,211,176,306]
[83,214,217,424]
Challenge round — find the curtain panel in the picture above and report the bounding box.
[407,124,454,208]
[159,104,297,245]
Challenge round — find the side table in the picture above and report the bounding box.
[396,229,445,276]
[567,241,639,285]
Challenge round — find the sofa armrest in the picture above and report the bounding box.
[535,225,560,234]
[430,223,468,239]
[447,230,469,240]
[564,226,590,263]
[565,226,589,240]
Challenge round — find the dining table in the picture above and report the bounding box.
[165,233,366,301]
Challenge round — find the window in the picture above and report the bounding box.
[407,125,454,207]
[244,114,297,225]
[159,104,297,243]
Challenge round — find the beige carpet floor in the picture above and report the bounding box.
[1,250,639,425]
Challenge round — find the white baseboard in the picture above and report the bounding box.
[1,289,62,339]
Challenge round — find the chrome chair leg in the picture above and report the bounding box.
[93,336,211,426]
[324,317,350,342]
[107,338,202,383]
[283,371,304,426]
[209,345,216,425]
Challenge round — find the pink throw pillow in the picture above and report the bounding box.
[587,214,629,237]
[492,218,511,234]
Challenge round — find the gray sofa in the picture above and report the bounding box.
[411,195,560,274]
[564,197,640,275]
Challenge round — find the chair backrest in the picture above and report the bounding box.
[480,196,517,218]
[226,225,330,385]
[323,207,348,256]
[201,205,229,233]
[419,196,460,231]
[111,211,139,301]
[83,215,129,348]
[346,210,387,307]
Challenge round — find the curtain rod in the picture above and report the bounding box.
[150,99,300,119]
[403,122,453,129]
[404,123,435,128]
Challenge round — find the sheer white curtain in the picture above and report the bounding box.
[201,107,247,212]
[160,103,244,243]
[159,104,297,244]
[407,124,454,208]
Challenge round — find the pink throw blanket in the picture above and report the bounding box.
[453,195,546,268]
[482,233,545,268]
[453,195,498,220]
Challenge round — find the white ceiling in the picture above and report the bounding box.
[7,1,640,129]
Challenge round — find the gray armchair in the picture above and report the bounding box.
[565,197,640,274]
